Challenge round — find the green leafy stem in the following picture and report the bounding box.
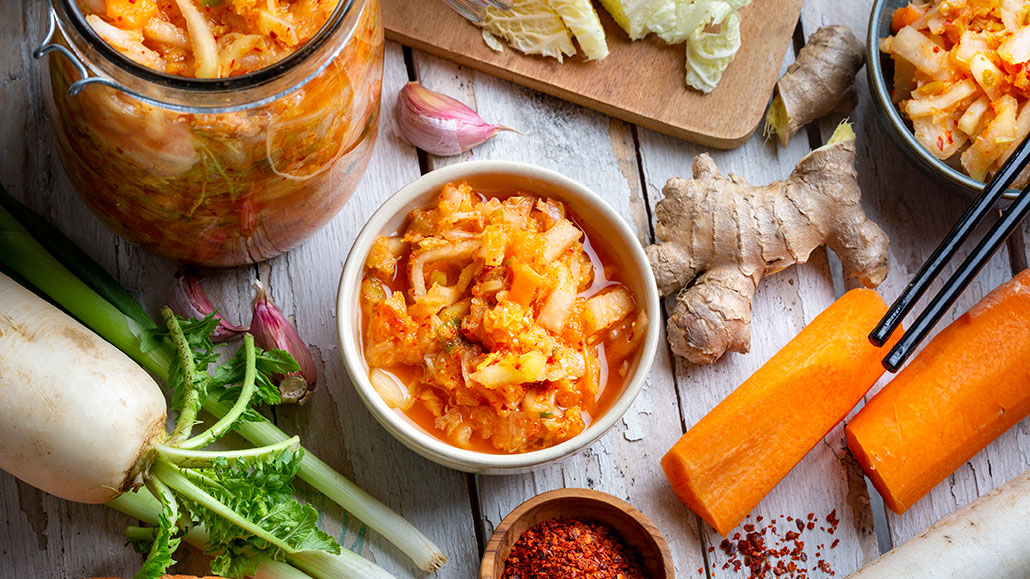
[130,311,338,579]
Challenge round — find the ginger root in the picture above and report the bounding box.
[765,25,865,146]
[645,123,889,365]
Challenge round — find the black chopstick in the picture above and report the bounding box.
[882,180,1030,371]
[869,134,1030,352]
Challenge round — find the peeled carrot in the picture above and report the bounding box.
[662,288,898,536]
[846,269,1030,515]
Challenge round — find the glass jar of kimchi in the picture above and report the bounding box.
[36,0,383,265]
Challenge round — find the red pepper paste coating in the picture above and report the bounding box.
[502,518,648,579]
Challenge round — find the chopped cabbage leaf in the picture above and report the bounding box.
[649,0,735,45]
[482,30,506,52]
[480,0,577,62]
[604,0,750,92]
[598,0,667,40]
[684,4,743,93]
[549,0,609,60]
[474,0,752,92]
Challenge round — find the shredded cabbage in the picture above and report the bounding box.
[172,0,219,78]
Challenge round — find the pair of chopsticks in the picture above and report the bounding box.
[870,135,1030,372]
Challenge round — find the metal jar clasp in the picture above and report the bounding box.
[34,0,127,97]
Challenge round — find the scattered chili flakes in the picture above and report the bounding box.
[708,508,845,579]
[502,518,648,579]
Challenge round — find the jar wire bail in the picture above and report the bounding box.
[34,0,151,100]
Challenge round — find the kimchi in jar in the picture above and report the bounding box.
[359,182,648,454]
[38,0,383,265]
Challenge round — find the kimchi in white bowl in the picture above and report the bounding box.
[337,160,660,473]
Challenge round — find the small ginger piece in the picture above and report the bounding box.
[645,123,889,365]
[765,25,866,146]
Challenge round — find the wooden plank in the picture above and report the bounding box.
[637,110,882,577]
[410,51,706,576]
[0,13,480,574]
[801,0,1029,555]
[385,0,802,148]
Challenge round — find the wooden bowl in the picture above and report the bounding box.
[480,488,674,579]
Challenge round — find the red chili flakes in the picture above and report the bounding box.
[502,518,648,579]
[826,509,840,527]
[708,510,846,579]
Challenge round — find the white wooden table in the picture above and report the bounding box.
[3,1,1029,577]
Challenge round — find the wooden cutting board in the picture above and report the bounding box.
[382,0,804,149]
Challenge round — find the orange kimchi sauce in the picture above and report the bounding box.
[359,182,647,454]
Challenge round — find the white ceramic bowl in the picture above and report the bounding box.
[337,160,660,473]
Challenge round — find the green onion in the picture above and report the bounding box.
[110,491,391,579]
[0,191,154,328]
[0,187,447,572]
[205,398,448,572]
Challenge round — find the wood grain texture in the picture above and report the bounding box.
[6,0,1030,577]
[637,111,882,577]
[0,10,480,573]
[384,0,803,148]
[410,50,706,577]
[801,0,1030,557]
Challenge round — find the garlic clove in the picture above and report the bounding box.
[167,267,248,342]
[396,81,516,156]
[249,279,318,405]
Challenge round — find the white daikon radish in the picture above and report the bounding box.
[0,272,166,504]
[846,469,1030,578]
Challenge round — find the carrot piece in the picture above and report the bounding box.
[105,0,158,28]
[845,269,1030,515]
[891,4,922,33]
[661,288,898,536]
[508,262,544,307]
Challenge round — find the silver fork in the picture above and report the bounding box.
[441,0,512,23]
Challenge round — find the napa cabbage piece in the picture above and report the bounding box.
[548,0,609,60]
[480,0,577,62]
[599,0,667,40]
[473,0,752,92]
[603,0,752,92]
[683,2,744,93]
